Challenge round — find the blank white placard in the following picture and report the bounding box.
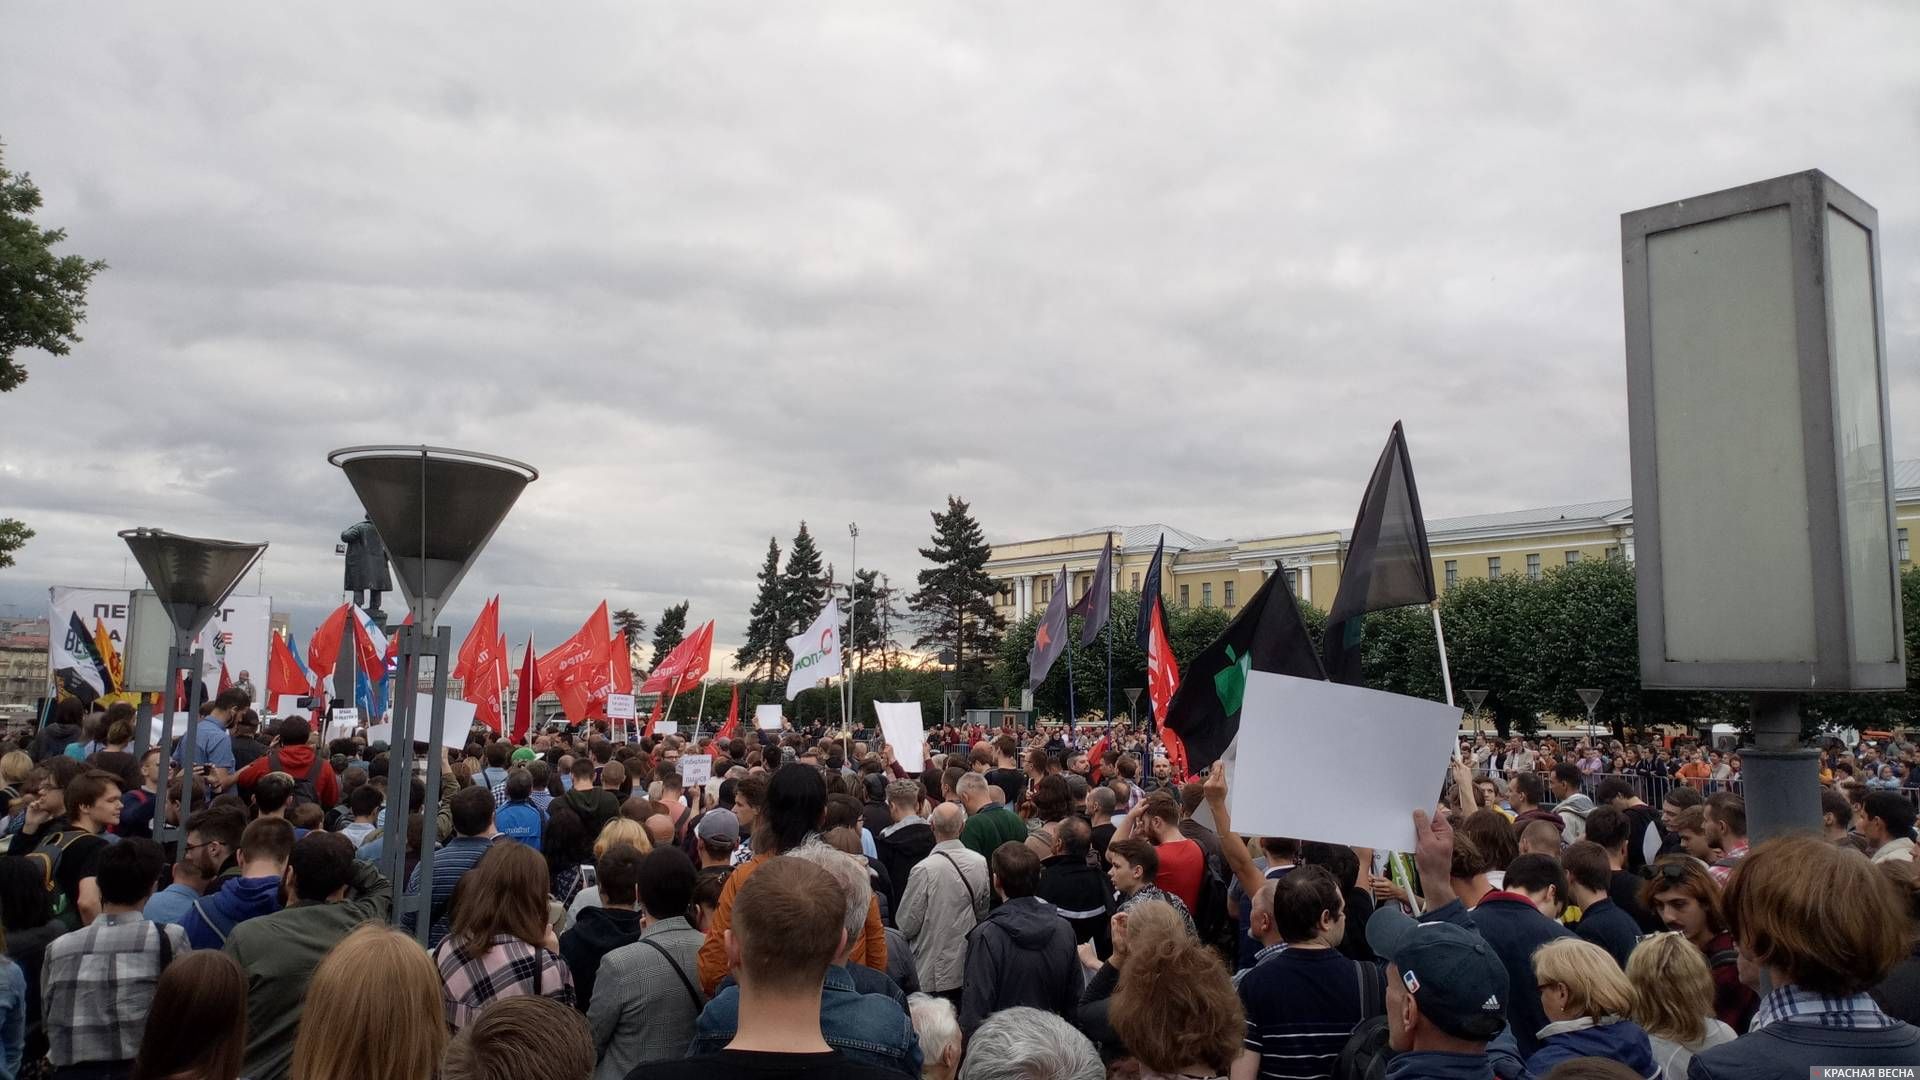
[874,701,927,773]
[755,704,784,731]
[1229,672,1459,854]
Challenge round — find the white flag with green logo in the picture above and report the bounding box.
[784,599,843,700]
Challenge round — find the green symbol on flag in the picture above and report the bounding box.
[1214,645,1252,716]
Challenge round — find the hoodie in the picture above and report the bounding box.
[181,874,284,949]
[1037,854,1114,956]
[232,745,341,808]
[563,787,621,840]
[558,905,642,1011]
[958,895,1081,1033]
[1552,793,1595,843]
[1525,1017,1657,1078]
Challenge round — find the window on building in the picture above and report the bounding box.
[1201,583,1213,608]
[1900,528,1910,564]
[1526,553,1542,580]
[1565,550,1579,566]
[1604,546,1622,562]
[1039,577,1049,603]
[1444,560,1458,590]
[1487,557,1502,580]
[1223,580,1236,608]
[1179,584,1190,609]
[1077,575,1089,600]
[1131,572,1141,591]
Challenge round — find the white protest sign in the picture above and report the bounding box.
[657,721,680,737]
[1228,672,1460,855]
[361,697,479,751]
[607,693,636,720]
[325,708,360,742]
[754,704,784,731]
[147,712,194,745]
[874,701,927,773]
[680,754,712,787]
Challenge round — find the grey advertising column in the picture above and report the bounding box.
[1621,171,1905,843]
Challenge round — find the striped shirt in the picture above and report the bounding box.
[404,834,508,948]
[1235,946,1380,1080]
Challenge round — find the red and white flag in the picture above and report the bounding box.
[537,602,612,721]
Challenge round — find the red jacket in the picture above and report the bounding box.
[233,744,340,808]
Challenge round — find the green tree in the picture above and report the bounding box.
[734,537,785,684]
[0,519,31,570]
[1436,573,1546,735]
[779,522,828,647]
[650,601,690,670]
[846,568,898,676]
[910,496,1006,697]
[612,608,646,647]
[1,143,106,392]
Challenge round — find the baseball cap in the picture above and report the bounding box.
[695,807,741,845]
[511,747,538,764]
[1366,905,1509,1041]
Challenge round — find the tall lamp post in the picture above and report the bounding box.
[1622,170,1905,843]
[1576,688,1603,741]
[1464,688,1489,737]
[119,529,267,845]
[329,446,536,943]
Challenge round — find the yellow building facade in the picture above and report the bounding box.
[987,461,1920,619]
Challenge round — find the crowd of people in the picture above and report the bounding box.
[0,693,1914,1080]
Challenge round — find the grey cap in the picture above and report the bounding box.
[695,807,741,845]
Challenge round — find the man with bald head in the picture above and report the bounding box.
[895,801,989,1004]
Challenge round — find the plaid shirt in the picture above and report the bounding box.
[434,933,574,1034]
[41,912,190,1066]
[1750,984,1899,1032]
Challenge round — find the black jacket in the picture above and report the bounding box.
[1572,897,1641,970]
[959,896,1082,1034]
[875,821,935,920]
[1038,854,1113,956]
[558,905,642,1011]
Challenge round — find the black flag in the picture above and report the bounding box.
[1162,569,1326,772]
[1135,535,1166,651]
[1069,533,1114,646]
[1026,566,1071,689]
[1323,421,1438,685]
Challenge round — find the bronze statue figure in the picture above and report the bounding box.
[341,517,392,621]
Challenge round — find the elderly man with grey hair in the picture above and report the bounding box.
[897,801,989,1003]
[957,1007,1103,1080]
[909,993,964,1080]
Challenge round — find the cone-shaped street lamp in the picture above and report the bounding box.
[118,528,268,841]
[329,446,536,941]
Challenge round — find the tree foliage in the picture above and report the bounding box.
[611,608,646,647]
[735,537,785,684]
[845,568,899,675]
[909,496,1005,696]
[0,519,31,570]
[0,143,106,393]
[779,522,828,643]
[649,601,690,670]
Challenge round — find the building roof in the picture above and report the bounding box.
[1896,458,1920,496]
[1416,498,1633,539]
[1110,523,1215,552]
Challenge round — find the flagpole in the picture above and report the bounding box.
[1065,630,1077,746]
[694,678,709,743]
[846,522,858,740]
[1429,605,1455,708]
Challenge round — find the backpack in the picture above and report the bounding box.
[1335,1015,1391,1080]
[270,749,325,810]
[25,830,92,930]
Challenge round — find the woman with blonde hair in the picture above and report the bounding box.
[1625,932,1736,1076]
[435,841,574,1032]
[564,817,653,919]
[291,924,445,1080]
[1528,937,1658,1078]
[1107,899,1245,1080]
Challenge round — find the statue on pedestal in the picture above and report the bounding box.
[341,517,392,623]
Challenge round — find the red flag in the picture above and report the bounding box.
[1146,601,1180,727]
[512,636,542,741]
[385,612,413,663]
[1145,599,1188,779]
[453,598,499,684]
[639,620,714,695]
[307,604,351,679]
[218,660,233,696]
[716,684,740,741]
[267,632,309,707]
[609,629,634,695]
[537,602,612,721]
[643,694,662,739]
[1086,732,1110,784]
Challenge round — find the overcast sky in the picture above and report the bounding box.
[2,2,1916,658]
